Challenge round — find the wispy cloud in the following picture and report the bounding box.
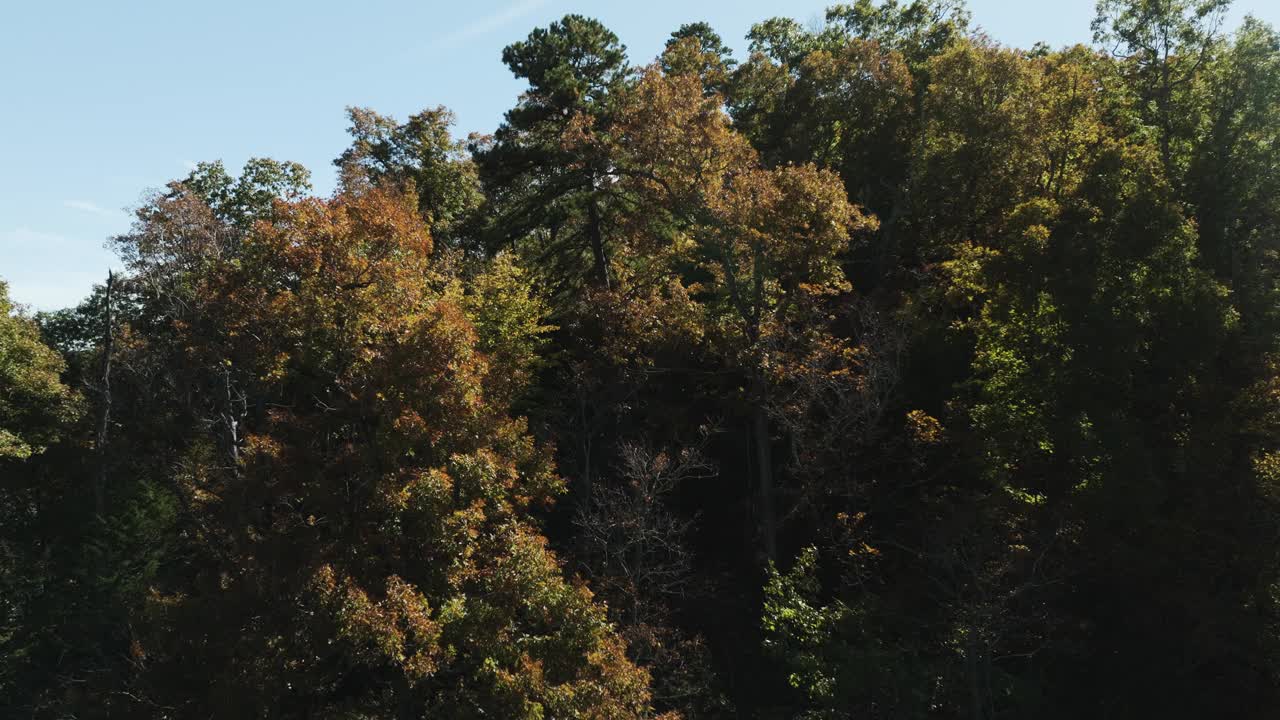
[1,227,72,250]
[63,200,124,219]
[439,0,550,49]
[1,229,117,310]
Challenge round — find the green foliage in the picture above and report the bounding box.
[476,14,631,292]
[762,547,846,706]
[0,282,80,459]
[463,252,556,406]
[336,106,484,240]
[9,2,1280,718]
[502,14,628,117]
[763,547,936,719]
[826,0,970,68]
[181,157,312,228]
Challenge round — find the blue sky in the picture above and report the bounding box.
[3,0,1278,311]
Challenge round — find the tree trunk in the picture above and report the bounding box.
[94,271,114,517]
[587,195,610,289]
[577,385,594,503]
[752,377,777,562]
[967,628,989,720]
[1158,50,1173,174]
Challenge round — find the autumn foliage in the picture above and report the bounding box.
[5,2,1280,719]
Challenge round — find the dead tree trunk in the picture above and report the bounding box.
[94,271,115,517]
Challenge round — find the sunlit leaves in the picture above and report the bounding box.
[0,283,80,460]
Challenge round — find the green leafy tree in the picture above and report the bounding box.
[1093,0,1232,172]
[336,106,484,245]
[475,15,630,291]
[0,282,80,460]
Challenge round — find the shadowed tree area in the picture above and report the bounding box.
[4,1,1280,718]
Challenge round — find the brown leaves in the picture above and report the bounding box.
[705,163,870,293]
[612,66,756,209]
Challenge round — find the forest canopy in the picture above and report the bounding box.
[4,1,1280,717]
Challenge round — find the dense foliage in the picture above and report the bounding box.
[4,1,1280,717]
